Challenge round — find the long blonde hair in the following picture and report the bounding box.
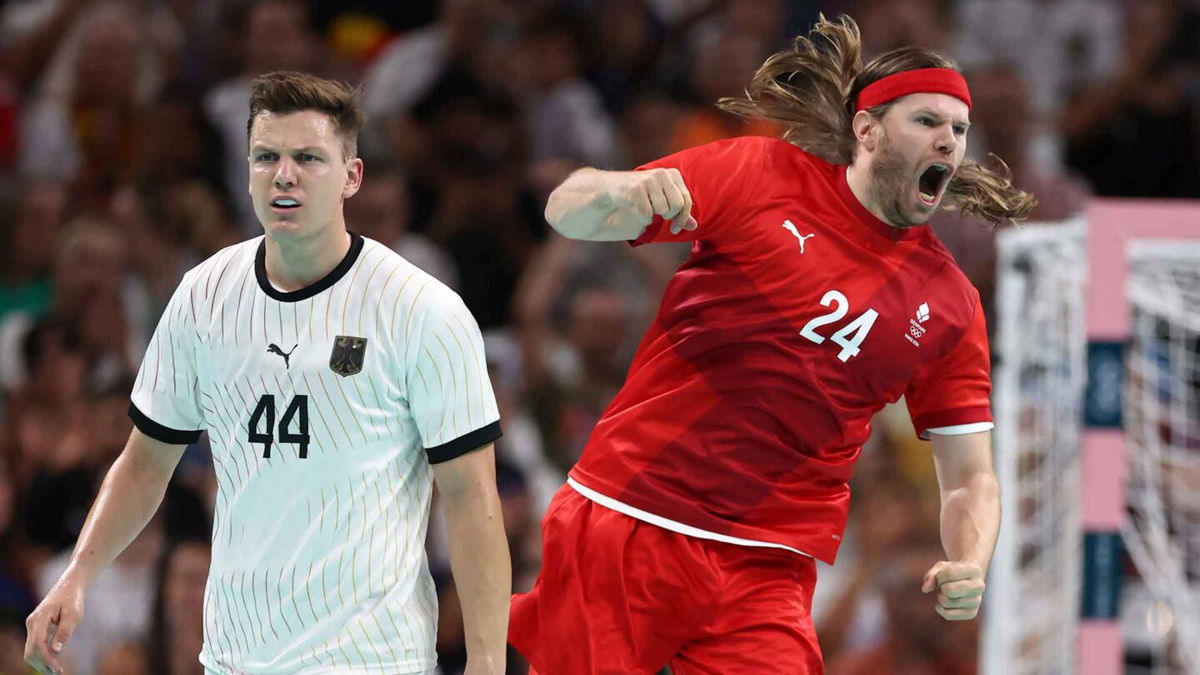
[718,15,1035,224]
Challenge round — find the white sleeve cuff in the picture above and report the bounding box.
[925,421,995,436]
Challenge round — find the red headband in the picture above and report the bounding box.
[855,68,972,112]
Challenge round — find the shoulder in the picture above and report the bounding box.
[696,135,788,165]
[359,238,469,322]
[923,229,979,295]
[413,281,478,342]
[679,136,835,192]
[758,138,835,176]
[357,236,449,300]
[413,277,471,322]
[644,137,806,198]
[175,238,260,297]
[400,273,481,362]
[394,234,459,289]
[915,230,984,326]
[724,137,837,196]
[643,136,779,172]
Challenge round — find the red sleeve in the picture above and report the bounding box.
[905,297,993,440]
[631,137,766,247]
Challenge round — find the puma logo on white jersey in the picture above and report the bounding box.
[782,220,815,254]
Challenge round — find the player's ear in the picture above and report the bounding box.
[343,157,364,199]
[852,110,879,152]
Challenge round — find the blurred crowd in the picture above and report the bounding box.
[0,0,1196,673]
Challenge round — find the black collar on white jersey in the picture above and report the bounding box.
[254,231,364,302]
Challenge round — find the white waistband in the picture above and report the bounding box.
[567,477,813,559]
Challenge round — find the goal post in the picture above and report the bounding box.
[984,201,1200,675]
[1123,239,1200,674]
[987,218,1087,675]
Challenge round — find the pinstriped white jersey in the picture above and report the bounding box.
[129,232,501,674]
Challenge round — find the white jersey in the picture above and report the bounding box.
[130,233,501,674]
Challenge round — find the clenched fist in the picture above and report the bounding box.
[921,560,985,621]
[613,168,697,235]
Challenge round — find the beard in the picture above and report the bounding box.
[867,132,925,229]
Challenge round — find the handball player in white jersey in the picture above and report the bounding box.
[25,71,511,675]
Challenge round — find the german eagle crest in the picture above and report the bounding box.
[329,336,367,376]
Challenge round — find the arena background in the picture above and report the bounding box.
[0,1,1197,673]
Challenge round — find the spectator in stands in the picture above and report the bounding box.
[954,0,1122,122]
[615,94,681,171]
[513,234,677,472]
[0,181,66,327]
[671,29,778,151]
[342,162,460,290]
[1062,0,1200,198]
[0,606,29,674]
[144,537,212,675]
[528,284,632,474]
[689,0,789,61]
[360,0,518,121]
[828,532,979,675]
[18,2,165,206]
[854,0,951,57]
[519,15,618,169]
[0,456,34,619]
[204,0,324,233]
[815,439,933,659]
[6,318,89,491]
[414,78,540,328]
[45,218,147,388]
[583,0,667,115]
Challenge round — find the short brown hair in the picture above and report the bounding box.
[247,71,365,160]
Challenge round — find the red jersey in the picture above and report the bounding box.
[568,137,992,564]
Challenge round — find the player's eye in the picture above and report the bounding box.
[299,153,320,163]
[917,117,936,127]
[255,152,278,162]
[953,125,968,136]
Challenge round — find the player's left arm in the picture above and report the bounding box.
[924,429,1001,621]
[433,443,511,675]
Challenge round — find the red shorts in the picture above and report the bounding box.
[509,485,824,674]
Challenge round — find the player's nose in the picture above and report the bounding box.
[934,124,957,155]
[274,156,297,189]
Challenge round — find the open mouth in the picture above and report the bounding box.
[917,164,952,207]
[270,197,302,213]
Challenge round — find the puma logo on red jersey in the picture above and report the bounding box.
[782,220,815,254]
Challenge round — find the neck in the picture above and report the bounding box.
[845,160,895,227]
[263,224,351,292]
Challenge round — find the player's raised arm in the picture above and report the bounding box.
[433,444,511,675]
[24,428,186,673]
[923,430,1001,621]
[544,167,697,242]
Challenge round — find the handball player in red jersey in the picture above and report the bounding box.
[510,15,1036,675]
